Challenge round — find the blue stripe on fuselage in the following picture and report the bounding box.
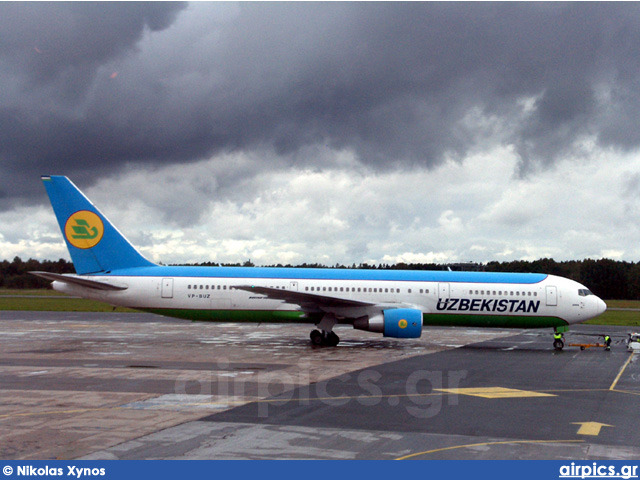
[93,266,548,284]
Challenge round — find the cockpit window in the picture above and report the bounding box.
[578,289,594,296]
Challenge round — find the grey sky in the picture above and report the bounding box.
[2,2,640,265]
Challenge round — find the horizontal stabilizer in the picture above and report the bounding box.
[30,271,128,291]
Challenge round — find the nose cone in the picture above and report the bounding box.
[597,298,607,316]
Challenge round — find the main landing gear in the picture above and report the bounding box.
[310,329,340,347]
[310,313,340,346]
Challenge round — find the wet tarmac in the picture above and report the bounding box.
[1,311,638,460]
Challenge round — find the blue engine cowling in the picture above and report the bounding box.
[383,308,423,338]
[353,308,423,338]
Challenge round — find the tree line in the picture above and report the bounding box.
[2,256,639,300]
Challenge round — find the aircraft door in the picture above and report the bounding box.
[289,281,299,291]
[161,278,174,299]
[439,283,450,300]
[546,285,557,306]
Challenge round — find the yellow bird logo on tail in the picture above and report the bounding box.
[65,211,104,249]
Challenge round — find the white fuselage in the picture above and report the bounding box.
[52,269,607,329]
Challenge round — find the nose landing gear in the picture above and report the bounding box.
[553,329,565,351]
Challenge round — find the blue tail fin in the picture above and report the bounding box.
[42,175,156,274]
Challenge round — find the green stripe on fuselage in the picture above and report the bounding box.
[138,308,567,329]
[423,313,568,329]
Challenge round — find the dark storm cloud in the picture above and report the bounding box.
[0,1,187,203]
[3,2,640,208]
[0,2,185,89]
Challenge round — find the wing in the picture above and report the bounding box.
[233,284,419,318]
[233,284,372,309]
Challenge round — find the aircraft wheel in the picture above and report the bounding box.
[553,339,564,351]
[310,330,323,346]
[580,346,585,351]
[326,331,340,347]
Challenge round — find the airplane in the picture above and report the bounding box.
[32,175,607,350]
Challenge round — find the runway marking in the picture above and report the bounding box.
[610,353,635,391]
[571,421,613,436]
[611,389,640,397]
[435,387,556,399]
[395,439,585,460]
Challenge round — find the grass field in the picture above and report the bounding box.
[601,299,640,309]
[2,289,639,326]
[585,310,640,326]
[0,289,136,313]
[584,299,640,327]
[0,289,67,296]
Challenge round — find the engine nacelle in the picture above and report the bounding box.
[353,308,423,338]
